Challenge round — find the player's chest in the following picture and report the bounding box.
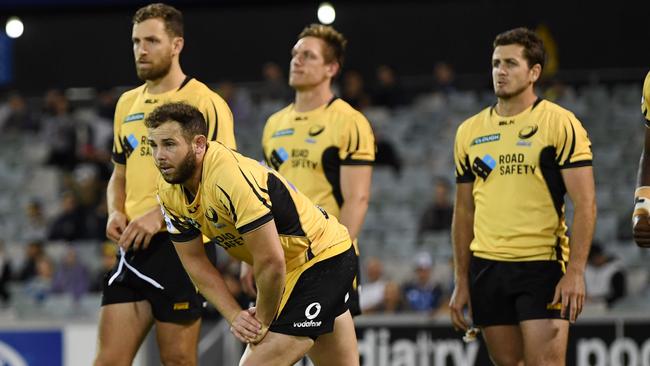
[185,199,245,250]
[466,120,545,179]
[267,121,336,167]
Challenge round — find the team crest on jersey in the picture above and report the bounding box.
[272,128,295,138]
[205,207,226,229]
[124,113,145,123]
[308,125,325,137]
[518,125,538,139]
[471,133,500,146]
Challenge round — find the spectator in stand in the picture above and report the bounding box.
[0,240,12,307]
[0,92,40,133]
[431,61,456,95]
[48,191,87,241]
[417,178,454,238]
[341,70,370,110]
[16,241,45,282]
[52,245,90,302]
[377,281,408,313]
[402,251,444,314]
[15,200,48,243]
[41,90,78,171]
[24,255,54,304]
[371,64,406,108]
[359,257,387,313]
[585,242,627,309]
[257,62,292,104]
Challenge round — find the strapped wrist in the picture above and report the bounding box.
[634,186,650,216]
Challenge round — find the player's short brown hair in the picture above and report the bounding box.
[298,24,347,68]
[133,3,184,38]
[145,102,207,142]
[493,27,546,70]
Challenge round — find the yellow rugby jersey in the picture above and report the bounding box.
[641,72,650,127]
[112,77,235,221]
[261,98,375,218]
[158,142,351,270]
[453,99,592,262]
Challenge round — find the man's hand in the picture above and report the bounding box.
[117,208,163,251]
[449,279,471,332]
[240,262,257,297]
[229,307,265,344]
[551,268,585,323]
[106,211,128,242]
[633,214,650,248]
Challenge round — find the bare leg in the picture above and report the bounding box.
[155,318,202,366]
[481,325,524,366]
[94,301,154,366]
[307,310,359,366]
[239,332,314,366]
[520,319,568,366]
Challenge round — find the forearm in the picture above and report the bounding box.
[107,167,126,216]
[452,211,473,282]
[567,202,596,274]
[177,244,243,323]
[253,260,285,326]
[636,129,650,187]
[339,198,369,241]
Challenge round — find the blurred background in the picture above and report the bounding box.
[0,0,649,365]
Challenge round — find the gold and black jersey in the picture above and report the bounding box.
[453,99,592,262]
[261,98,375,218]
[641,72,650,128]
[158,142,351,271]
[112,77,236,221]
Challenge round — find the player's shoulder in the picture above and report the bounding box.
[266,104,294,124]
[329,98,367,121]
[183,78,224,100]
[534,99,578,123]
[459,105,493,129]
[116,84,146,107]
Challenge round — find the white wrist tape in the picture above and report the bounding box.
[634,187,650,215]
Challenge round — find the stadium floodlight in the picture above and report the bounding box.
[317,3,336,25]
[5,17,24,39]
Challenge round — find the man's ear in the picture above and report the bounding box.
[172,37,184,56]
[530,64,542,83]
[326,62,340,79]
[193,135,207,154]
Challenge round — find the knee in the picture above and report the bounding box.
[94,353,132,366]
[489,354,524,366]
[160,350,197,366]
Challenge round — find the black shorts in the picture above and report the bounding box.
[347,252,362,317]
[269,244,357,338]
[469,255,567,327]
[101,232,204,323]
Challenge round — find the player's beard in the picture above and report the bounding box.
[495,80,530,99]
[136,53,173,82]
[161,149,196,184]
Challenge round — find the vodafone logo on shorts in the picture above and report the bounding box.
[293,302,323,328]
[305,302,321,319]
